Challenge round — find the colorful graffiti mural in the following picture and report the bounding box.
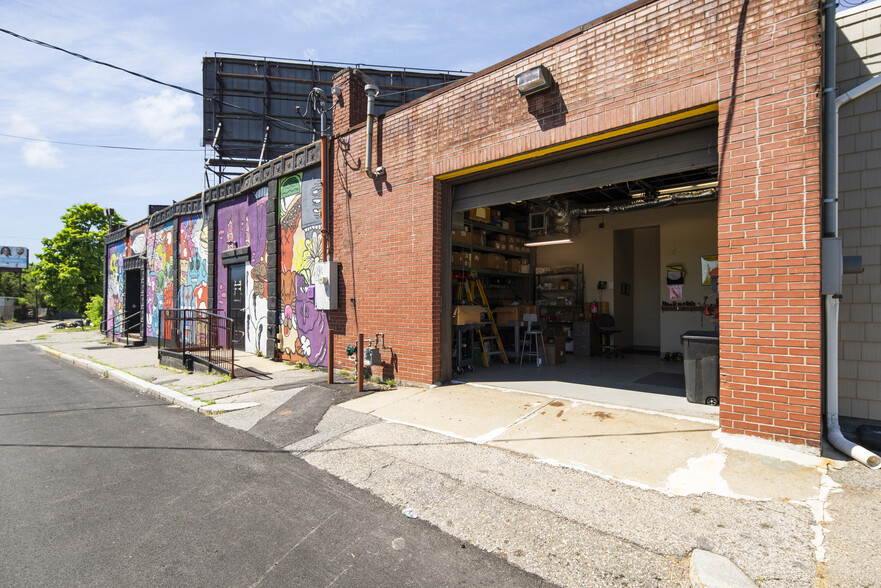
[146,220,175,338]
[216,191,268,355]
[279,168,327,366]
[178,214,208,310]
[106,240,125,333]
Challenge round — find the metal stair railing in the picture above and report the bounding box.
[101,310,142,346]
[158,308,236,377]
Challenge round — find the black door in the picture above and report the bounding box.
[124,269,142,334]
[228,264,246,351]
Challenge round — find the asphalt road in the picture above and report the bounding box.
[0,344,548,587]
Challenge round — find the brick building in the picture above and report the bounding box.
[329,0,825,448]
[103,0,881,458]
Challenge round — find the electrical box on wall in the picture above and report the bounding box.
[313,261,339,310]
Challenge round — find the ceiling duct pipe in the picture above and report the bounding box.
[570,188,717,218]
[364,84,386,179]
[821,2,880,469]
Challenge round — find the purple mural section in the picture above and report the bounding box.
[216,191,268,354]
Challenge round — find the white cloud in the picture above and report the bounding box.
[21,141,63,169]
[131,89,200,145]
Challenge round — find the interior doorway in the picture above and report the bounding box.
[613,226,660,353]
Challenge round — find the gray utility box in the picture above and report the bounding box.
[681,331,719,405]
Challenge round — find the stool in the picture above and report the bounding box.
[519,313,547,366]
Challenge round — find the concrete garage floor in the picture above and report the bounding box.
[455,351,720,421]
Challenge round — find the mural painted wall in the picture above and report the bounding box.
[106,240,125,333]
[146,220,175,338]
[216,190,269,355]
[127,225,147,258]
[178,214,208,310]
[278,168,327,366]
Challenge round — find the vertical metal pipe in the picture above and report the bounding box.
[822,1,838,238]
[328,329,334,384]
[321,135,329,261]
[357,333,364,392]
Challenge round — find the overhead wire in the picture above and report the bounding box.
[0,132,202,152]
[0,27,315,135]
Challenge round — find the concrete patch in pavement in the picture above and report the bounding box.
[689,549,756,587]
[248,384,343,448]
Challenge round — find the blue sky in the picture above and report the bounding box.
[0,0,631,259]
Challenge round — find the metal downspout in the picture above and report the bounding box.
[822,1,881,468]
[364,84,385,180]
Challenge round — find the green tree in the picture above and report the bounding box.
[33,204,125,313]
[0,265,34,302]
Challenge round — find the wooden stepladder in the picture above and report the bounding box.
[457,270,508,367]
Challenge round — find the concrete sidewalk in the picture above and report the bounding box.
[11,323,881,587]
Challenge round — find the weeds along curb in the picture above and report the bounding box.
[33,344,207,413]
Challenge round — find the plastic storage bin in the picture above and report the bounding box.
[681,331,719,405]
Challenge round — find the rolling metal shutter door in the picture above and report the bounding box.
[451,125,717,211]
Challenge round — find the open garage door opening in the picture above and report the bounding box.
[445,123,720,421]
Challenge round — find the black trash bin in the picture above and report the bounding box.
[681,331,719,405]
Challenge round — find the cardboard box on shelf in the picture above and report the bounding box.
[468,207,491,223]
[471,230,487,247]
[453,304,484,325]
[483,253,507,271]
[507,259,530,273]
[493,306,522,325]
[491,208,502,220]
[452,229,469,243]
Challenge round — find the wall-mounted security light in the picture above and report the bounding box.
[515,65,554,97]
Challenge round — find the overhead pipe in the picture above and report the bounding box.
[569,189,717,218]
[364,84,386,179]
[821,2,880,469]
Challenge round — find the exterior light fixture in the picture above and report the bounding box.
[515,65,553,96]
[525,238,573,247]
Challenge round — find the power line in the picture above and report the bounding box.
[0,132,202,152]
[0,27,315,135]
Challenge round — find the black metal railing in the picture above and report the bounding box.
[101,310,142,346]
[158,308,236,377]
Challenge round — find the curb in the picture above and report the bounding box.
[34,344,207,413]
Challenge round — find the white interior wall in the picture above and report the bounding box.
[536,200,717,353]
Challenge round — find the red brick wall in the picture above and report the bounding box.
[328,0,824,446]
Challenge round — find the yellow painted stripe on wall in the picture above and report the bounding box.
[436,103,719,181]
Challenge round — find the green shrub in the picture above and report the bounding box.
[85,295,103,327]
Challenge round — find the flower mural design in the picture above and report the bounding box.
[278,169,327,366]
